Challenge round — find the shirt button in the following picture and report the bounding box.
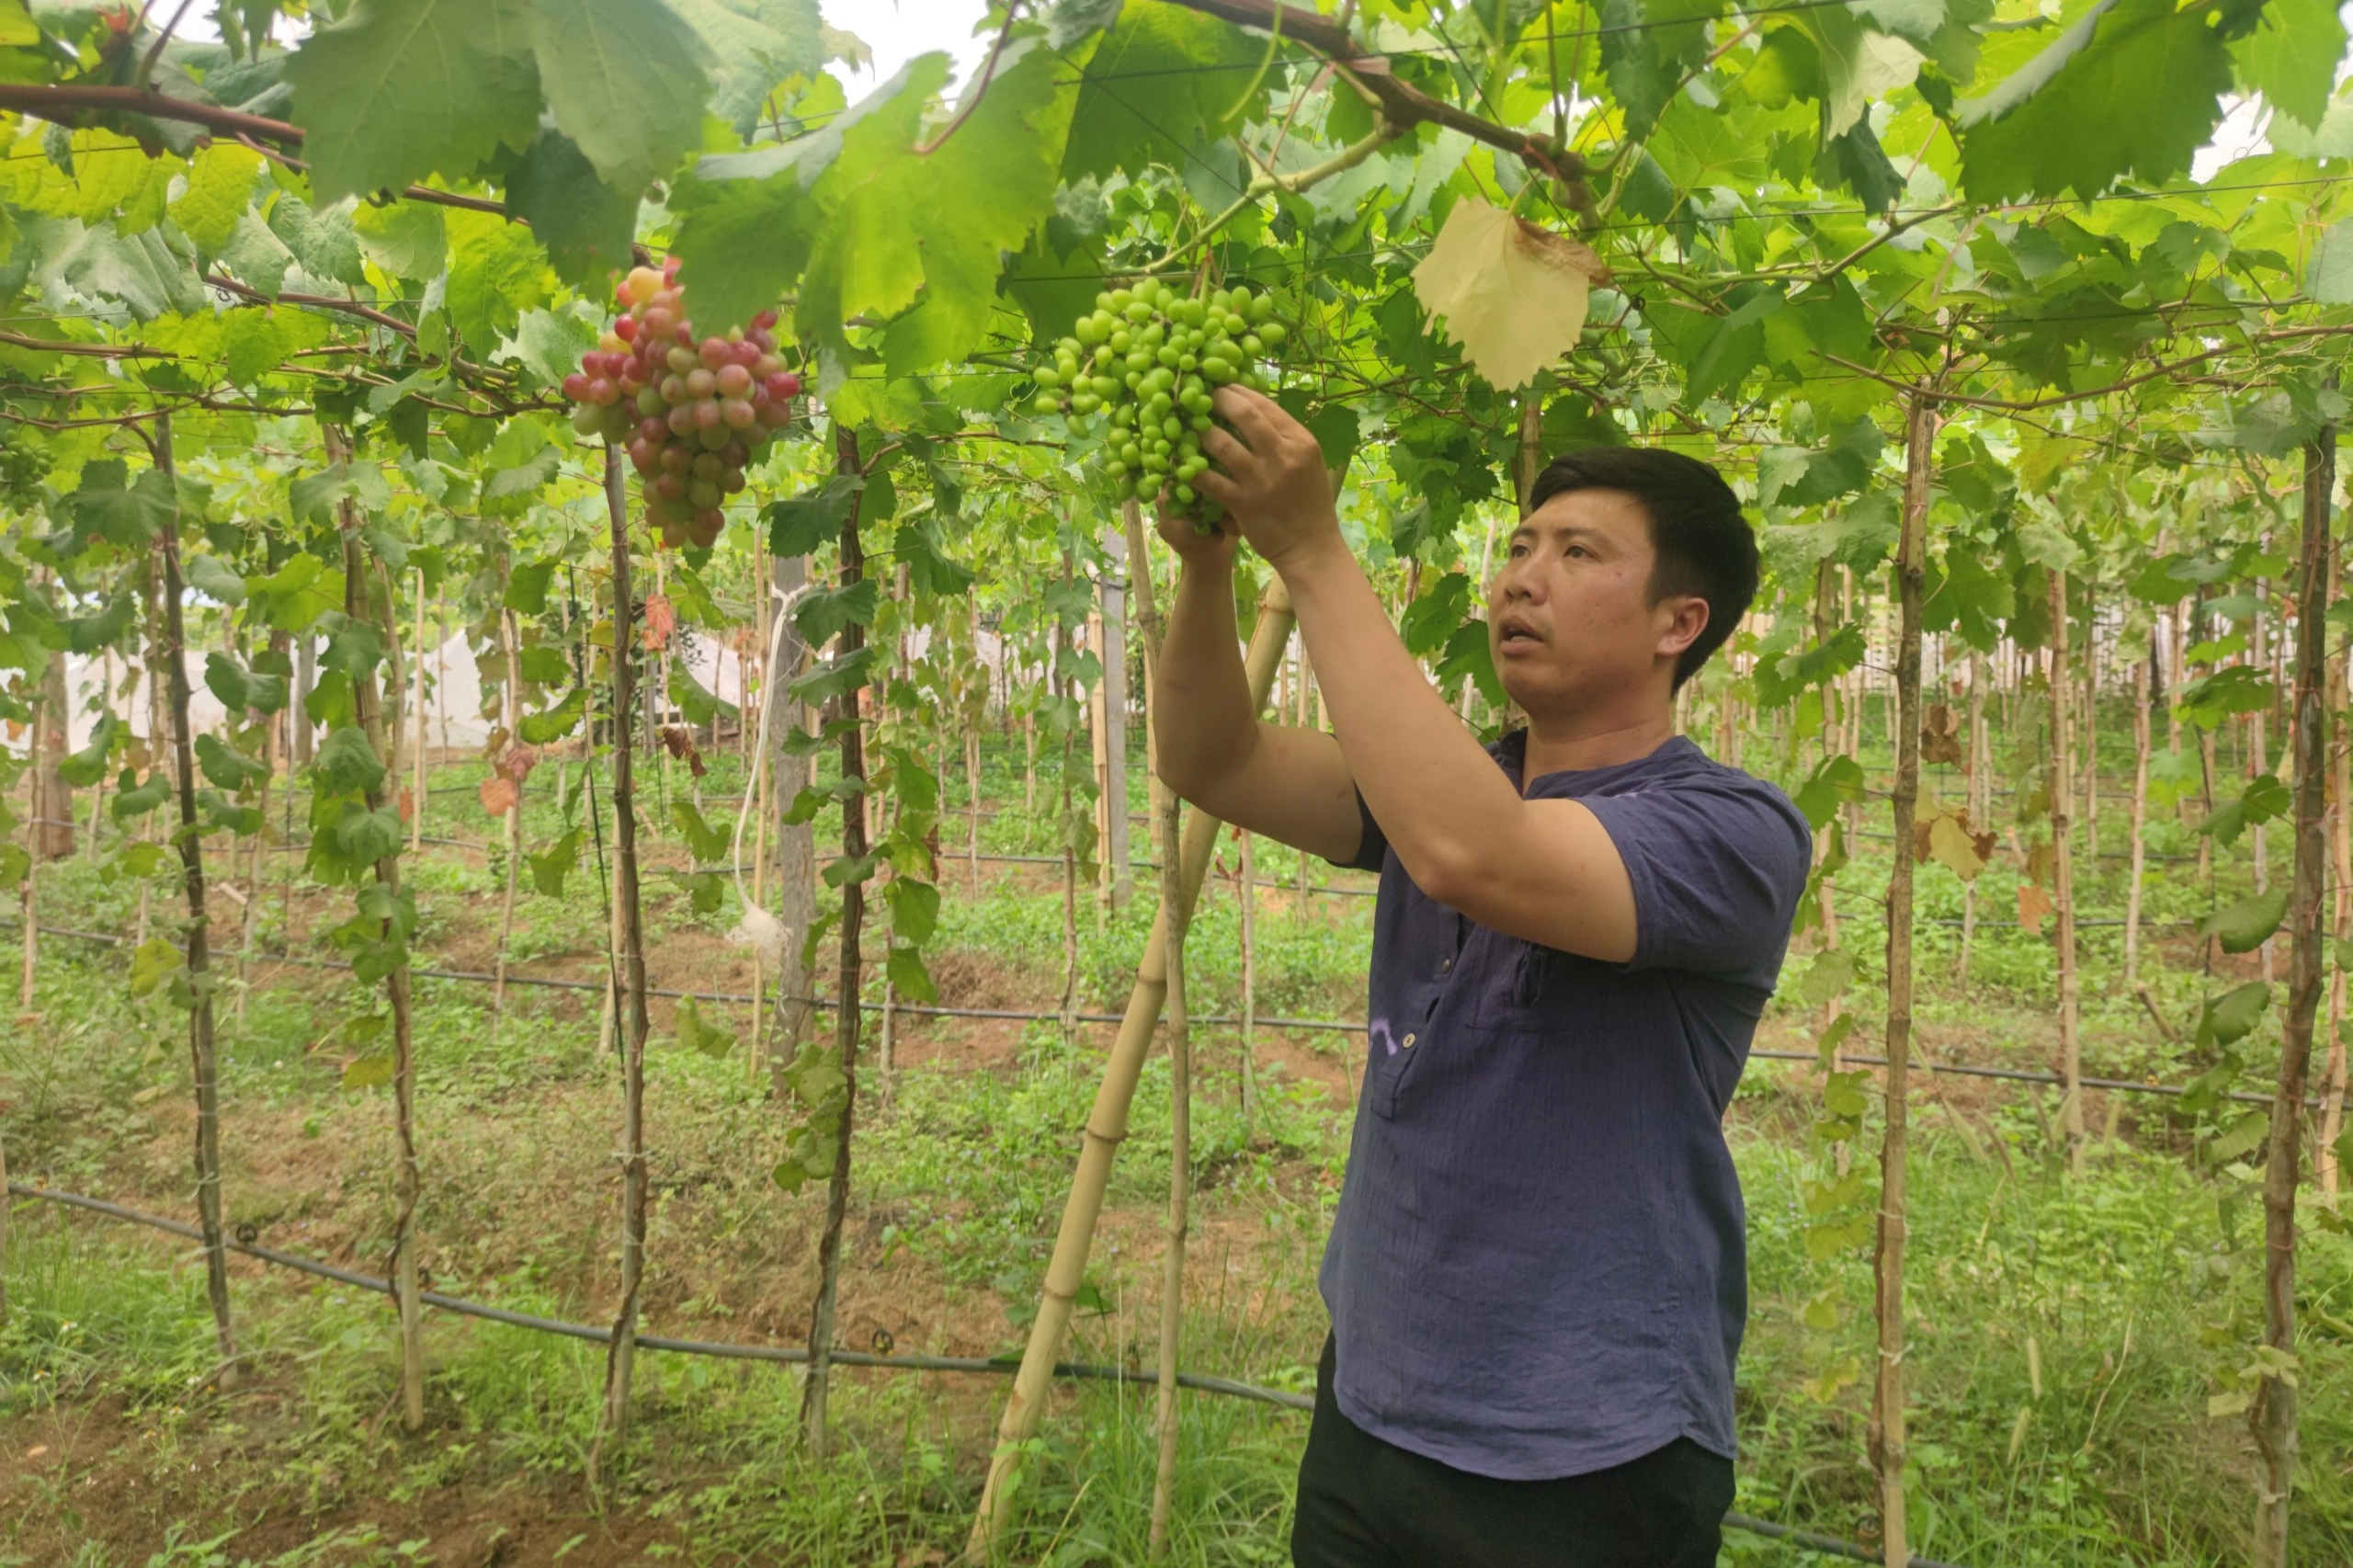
[1439,958,1452,973]
[1402,1033,1417,1049]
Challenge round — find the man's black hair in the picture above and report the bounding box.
[1525,446,1758,689]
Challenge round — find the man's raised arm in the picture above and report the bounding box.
[1151,517,1366,865]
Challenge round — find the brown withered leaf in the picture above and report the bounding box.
[642,593,676,652]
[1921,702,1964,767]
[2017,883,2052,935]
[479,775,517,817]
[661,724,707,778]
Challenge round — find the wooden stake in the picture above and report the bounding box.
[801,423,870,1459]
[2049,570,2085,1173]
[2125,638,2153,986]
[589,446,654,1482]
[1144,522,1192,1561]
[1870,390,1934,1568]
[2250,426,2333,1568]
[2322,604,2350,1198]
[324,424,418,1427]
[150,413,235,1386]
[964,571,1296,1562]
[494,592,525,1018]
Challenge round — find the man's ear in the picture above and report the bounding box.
[1658,596,1710,660]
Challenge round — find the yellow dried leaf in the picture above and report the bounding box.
[1411,198,1608,391]
[1926,810,1993,883]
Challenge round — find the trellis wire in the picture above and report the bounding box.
[4,918,2309,1108]
[3,1180,1968,1568]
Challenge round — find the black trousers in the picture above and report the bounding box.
[1291,1337,1733,1568]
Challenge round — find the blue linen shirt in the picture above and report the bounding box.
[1321,732,1812,1480]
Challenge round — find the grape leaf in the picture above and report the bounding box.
[676,994,737,1057]
[217,210,294,299]
[529,0,710,193]
[169,143,265,256]
[2202,888,2289,955]
[2197,980,2272,1047]
[1957,0,2233,200]
[504,129,641,289]
[803,41,1074,375]
[499,303,604,392]
[352,200,449,282]
[185,552,246,605]
[888,943,938,1003]
[313,724,388,797]
[1412,198,1607,392]
[1062,0,1257,185]
[2309,218,2353,305]
[667,0,831,134]
[518,686,589,744]
[2230,0,2345,131]
[529,827,584,895]
[447,210,553,358]
[267,194,367,287]
[287,0,542,204]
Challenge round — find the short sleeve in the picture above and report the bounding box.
[1581,775,1812,983]
[1329,789,1389,873]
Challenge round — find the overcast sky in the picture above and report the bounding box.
[824,0,998,98]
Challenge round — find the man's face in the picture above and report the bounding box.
[1485,488,1706,715]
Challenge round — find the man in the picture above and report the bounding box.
[1154,388,1813,1567]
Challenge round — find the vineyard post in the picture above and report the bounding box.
[2323,586,2350,1196]
[148,412,235,1384]
[2250,422,2334,1568]
[802,422,870,1459]
[324,423,423,1428]
[2125,633,2153,986]
[17,687,36,1011]
[766,550,816,1092]
[589,446,654,1483]
[1057,551,1081,1045]
[410,569,426,852]
[1870,389,1935,1568]
[965,569,1297,1562]
[493,570,525,1017]
[2048,568,2085,1172]
[1100,518,1132,907]
[33,574,71,857]
[1143,520,1192,1561]
[1239,827,1257,1141]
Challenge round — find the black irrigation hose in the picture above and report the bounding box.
[6,1181,1967,1567]
[1,1183,1307,1409]
[6,919,2319,1105]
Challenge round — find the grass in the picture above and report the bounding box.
[2,732,2349,1564]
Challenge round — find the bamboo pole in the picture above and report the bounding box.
[589,447,654,1482]
[964,570,1296,1562]
[1870,391,1934,1568]
[493,593,525,1017]
[2323,609,2350,1198]
[411,570,427,853]
[1101,521,1132,908]
[801,422,870,1458]
[2049,570,2085,1172]
[767,550,817,1094]
[18,689,37,1011]
[1142,517,1190,1560]
[324,425,420,1427]
[2125,636,2153,987]
[2251,427,2333,1568]
[1239,828,1257,1142]
[149,415,235,1385]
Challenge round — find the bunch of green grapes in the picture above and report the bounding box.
[1031,278,1288,514]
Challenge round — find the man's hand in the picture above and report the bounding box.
[1195,387,1344,574]
[1154,502,1240,570]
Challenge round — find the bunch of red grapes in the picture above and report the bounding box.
[563,258,802,551]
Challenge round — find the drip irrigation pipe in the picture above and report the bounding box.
[11,917,2314,1107]
[5,1181,1967,1567]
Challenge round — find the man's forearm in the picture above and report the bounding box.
[1278,539,1528,890]
[1153,557,1255,792]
